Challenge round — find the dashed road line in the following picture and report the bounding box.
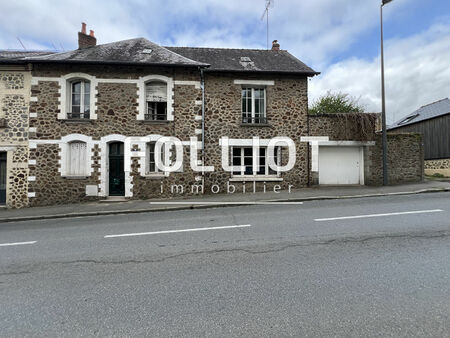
[314,209,443,222]
[104,224,252,238]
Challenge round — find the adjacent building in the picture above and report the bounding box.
[389,98,450,176]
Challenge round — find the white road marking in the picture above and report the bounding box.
[0,241,37,247]
[315,209,443,222]
[149,201,303,205]
[104,224,252,238]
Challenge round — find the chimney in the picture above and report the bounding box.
[271,40,280,51]
[78,22,96,49]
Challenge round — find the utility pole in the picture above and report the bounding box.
[380,0,392,185]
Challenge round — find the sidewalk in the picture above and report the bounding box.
[1,179,449,223]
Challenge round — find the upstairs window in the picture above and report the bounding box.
[241,87,266,124]
[67,141,87,176]
[232,146,280,176]
[145,81,167,121]
[68,80,90,119]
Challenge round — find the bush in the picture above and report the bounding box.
[309,91,365,115]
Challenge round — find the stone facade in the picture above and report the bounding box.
[424,158,450,177]
[25,63,310,206]
[0,68,31,208]
[202,74,309,192]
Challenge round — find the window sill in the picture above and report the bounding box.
[63,119,94,124]
[140,120,171,124]
[143,174,167,179]
[229,176,282,182]
[62,175,89,180]
[240,123,271,128]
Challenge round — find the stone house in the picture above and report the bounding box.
[0,26,319,207]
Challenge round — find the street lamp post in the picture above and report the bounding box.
[381,0,392,186]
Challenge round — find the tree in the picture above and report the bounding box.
[309,91,365,115]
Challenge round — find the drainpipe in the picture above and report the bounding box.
[200,67,206,184]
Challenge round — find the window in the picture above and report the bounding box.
[241,87,266,124]
[146,142,166,174]
[145,81,167,121]
[232,146,280,176]
[67,142,87,176]
[69,80,90,119]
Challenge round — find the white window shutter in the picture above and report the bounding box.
[68,142,87,176]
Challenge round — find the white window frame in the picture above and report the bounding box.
[58,73,97,120]
[241,87,266,124]
[231,146,281,177]
[69,80,91,119]
[145,81,168,121]
[138,75,174,121]
[145,141,167,175]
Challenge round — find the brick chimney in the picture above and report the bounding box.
[78,22,96,49]
[271,40,280,51]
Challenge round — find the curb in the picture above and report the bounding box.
[0,187,449,223]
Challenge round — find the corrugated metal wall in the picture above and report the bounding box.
[389,114,450,160]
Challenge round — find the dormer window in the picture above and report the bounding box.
[68,80,90,119]
[145,81,167,121]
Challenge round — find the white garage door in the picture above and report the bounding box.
[318,146,363,185]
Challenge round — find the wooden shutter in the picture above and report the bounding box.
[69,142,87,175]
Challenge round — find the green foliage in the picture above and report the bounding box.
[309,91,365,115]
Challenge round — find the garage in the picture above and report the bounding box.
[318,146,364,185]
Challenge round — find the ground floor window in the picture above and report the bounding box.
[146,142,166,174]
[67,141,87,176]
[231,146,280,176]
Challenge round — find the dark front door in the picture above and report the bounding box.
[108,142,125,196]
[0,152,6,204]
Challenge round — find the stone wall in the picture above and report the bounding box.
[424,158,450,177]
[309,113,378,141]
[0,68,30,208]
[365,133,424,185]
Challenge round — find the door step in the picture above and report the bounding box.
[99,196,128,203]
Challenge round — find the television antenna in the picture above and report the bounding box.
[261,0,274,50]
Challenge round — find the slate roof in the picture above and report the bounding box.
[166,46,318,75]
[0,38,207,67]
[0,50,55,60]
[0,38,318,75]
[389,98,450,130]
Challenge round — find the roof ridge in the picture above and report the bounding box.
[165,46,284,52]
[420,97,449,108]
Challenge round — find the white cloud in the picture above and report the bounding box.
[309,21,450,124]
[0,0,409,65]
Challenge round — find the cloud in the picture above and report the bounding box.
[309,20,450,124]
[0,0,408,66]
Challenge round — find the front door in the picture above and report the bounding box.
[0,152,6,204]
[108,142,125,196]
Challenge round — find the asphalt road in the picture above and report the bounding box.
[1,193,450,337]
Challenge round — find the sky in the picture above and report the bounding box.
[0,0,449,124]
